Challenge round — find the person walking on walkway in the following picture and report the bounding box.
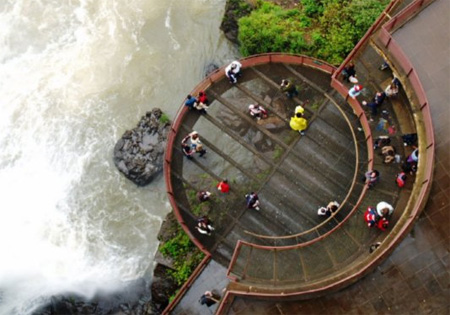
[197,190,211,202]
[342,62,357,83]
[225,60,242,84]
[245,192,260,211]
[280,79,299,98]
[384,78,399,97]
[349,84,363,99]
[362,100,378,119]
[289,106,308,135]
[248,104,268,120]
[317,201,340,216]
[181,142,194,159]
[217,179,229,193]
[199,290,220,307]
[195,216,215,235]
[189,131,207,157]
[364,170,380,188]
[373,91,386,107]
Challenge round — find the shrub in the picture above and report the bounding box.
[238,0,389,64]
[238,2,308,55]
[159,228,205,286]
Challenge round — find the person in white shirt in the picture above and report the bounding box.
[376,201,394,217]
[225,60,242,84]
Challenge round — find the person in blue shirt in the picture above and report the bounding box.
[184,94,198,109]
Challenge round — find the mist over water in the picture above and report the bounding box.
[0,0,237,313]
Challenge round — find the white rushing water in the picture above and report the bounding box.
[0,0,238,313]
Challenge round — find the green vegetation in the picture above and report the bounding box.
[238,0,389,64]
[159,113,170,124]
[273,145,283,160]
[159,228,205,286]
[186,189,211,216]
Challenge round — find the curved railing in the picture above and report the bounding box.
[217,0,435,312]
[163,53,374,313]
[165,53,374,249]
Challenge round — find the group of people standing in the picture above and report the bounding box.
[181,131,206,159]
[184,91,209,114]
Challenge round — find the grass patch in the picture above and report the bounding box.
[159,113,170,124]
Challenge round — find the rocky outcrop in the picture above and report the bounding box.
[220,0,254,44]
[150,264,178,313]
[113,108,170,186]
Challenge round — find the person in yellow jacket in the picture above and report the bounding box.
[290,106,308,135]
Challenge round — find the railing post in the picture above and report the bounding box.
[385,37,392,48]
[391,16,397,29]
[406,67,413,78]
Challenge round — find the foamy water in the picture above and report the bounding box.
[0,0,237,313]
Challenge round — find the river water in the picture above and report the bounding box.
[0,0,237,313]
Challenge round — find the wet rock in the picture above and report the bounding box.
[113,108,170,186]
[151,264,178,314]
[204,63,219,77]
[220,0,254,44]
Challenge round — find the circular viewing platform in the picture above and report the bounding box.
[164,53,429,299]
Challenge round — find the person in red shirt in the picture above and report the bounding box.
[197,91,209,105]
[217,179,229,193]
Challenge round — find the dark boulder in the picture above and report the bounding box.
[113,108,170,186]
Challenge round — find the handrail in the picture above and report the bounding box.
[383,0,435,33]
